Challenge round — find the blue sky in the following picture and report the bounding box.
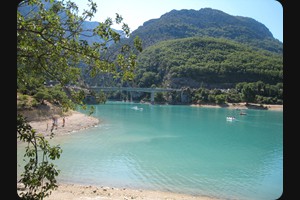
[71,0,283,42]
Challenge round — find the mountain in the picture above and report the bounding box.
[111,8,282,54]
[89,8,282,89]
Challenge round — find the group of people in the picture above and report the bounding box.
[46,116,65,132]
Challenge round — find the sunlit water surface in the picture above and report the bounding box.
[17,101,283,200]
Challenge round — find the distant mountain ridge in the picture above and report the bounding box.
[121,8,282,54]
[18,2,282,56]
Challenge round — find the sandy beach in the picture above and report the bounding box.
[39,183,220,200]
[28,110,100,137]
[18,103,282,200]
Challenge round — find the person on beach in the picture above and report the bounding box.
[50,117,55,132]
[50,116,58,131]
[54,117,58,129]
[62,117,65,127]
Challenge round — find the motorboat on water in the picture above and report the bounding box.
[226,116,236,121]
[131,106,143,111]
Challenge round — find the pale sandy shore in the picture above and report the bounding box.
[39,183,220,200]
[191,102,283,111]
[18,181,220,200]
[28,110,100,137]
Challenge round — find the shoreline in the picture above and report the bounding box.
[27,110,100,138]
[17,182,221,200]
[190,102,283,111]
[112,100,283,111]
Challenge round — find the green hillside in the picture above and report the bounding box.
[135,37,282,89]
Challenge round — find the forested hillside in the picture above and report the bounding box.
[135,37,282,89]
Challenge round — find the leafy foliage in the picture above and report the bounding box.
[17,0,142,106]
[17,0,142,199]
[17,114,62,200]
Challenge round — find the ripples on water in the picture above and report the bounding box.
[17,102,283,200]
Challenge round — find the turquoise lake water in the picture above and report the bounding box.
[17,101,283,200]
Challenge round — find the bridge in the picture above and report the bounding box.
[87,86,182,104]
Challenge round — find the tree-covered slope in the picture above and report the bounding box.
[135,37,283,89]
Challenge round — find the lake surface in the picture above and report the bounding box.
[17,101,283,200]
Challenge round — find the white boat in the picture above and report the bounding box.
[239,111,247,115]
[131,106,143,111]
[226,116,236,121]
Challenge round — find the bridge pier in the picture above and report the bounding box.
[130,91,133,102]
[150,91,155,104]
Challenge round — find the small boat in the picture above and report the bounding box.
[131,106,143,111]
[239,112,247,115]
[226,116,236,121]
